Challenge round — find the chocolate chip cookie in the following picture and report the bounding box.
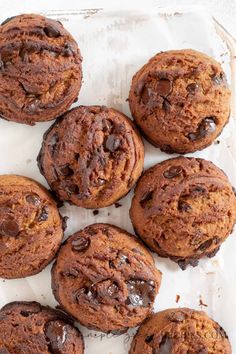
[38,106,144,208]
[130,157,236,269]
[51,223,162,333]
[129,49,230,153]
[129,308,231,353]
[0,301,84,353]
[0,175,63,278]
[0,14,82,124]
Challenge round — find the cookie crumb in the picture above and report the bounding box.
[199,296,208,307]
[214,140,220,145]
[175,294,180,303]
[93,210,99,216]
[115,202,122,208]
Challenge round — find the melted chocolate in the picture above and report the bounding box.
[38,207,48,222]
[188,117,216,141]
[186,82,199,94]
[126,279,155,307]
[0,219,19,237]
[163,166,183,179]
[154,335,172,354]
[26,194,41,206]
[140,191,154,208]
[72,237,90,252]
[44,25,60,38]
[45,320,67,354]
[105,134,121,152]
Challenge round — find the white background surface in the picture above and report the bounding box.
[0,1,236,353]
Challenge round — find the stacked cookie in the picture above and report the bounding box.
[0,13,234,353]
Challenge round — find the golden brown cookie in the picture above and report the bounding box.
[0,301,84,353]
[129,308,231,354]
[130,157,236,269]
[0,14,82,125]
[0,175,64,278]
[51,223,162,333]
[129,49,230,153]
[37,106,144,208]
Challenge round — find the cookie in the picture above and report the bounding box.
[129,49,230,153]
[0,175,63,278]
[0,301,84,353]
[130,157,236,269]
[37,106,144,208]
[129,308,231,353]
[0,14,82,125]
[51,223,162,333]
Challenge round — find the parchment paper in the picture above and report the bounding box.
[0,2,236,353]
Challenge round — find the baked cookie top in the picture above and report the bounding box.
[0,301,84,354]
[0,175,63,278]
[129,308,231,354]
[130,157,236,269]
[0,14,82,124]
[129,49,230,153]
[52,223,162,333]
[38,106,144,208]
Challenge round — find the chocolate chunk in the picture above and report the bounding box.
[169,311,186,322]
[93,210,99,216]
[154,79,172,96]
[96,280,119,299]
[63,44,74,57]
[190,185,207,197]
[38,207,48,222]
[57,164,73,176]
[162,98,171,112]
[26,194,41,206]
[102,119,112,132]
[0,57,4,70]
[188,117,216,141]
[212,73,225,85]
[197,239,213,251]
[48,134,59,154]
[0,219,19,237]
[19,48,29,63]
[1,16,16,25]
[126,279,155,307]
[140,191,153,208]
[145,334,154,343]
[105,135,121,152]
[25,99,40,114]
[20,310,30,317]
[63,268,80,277]
[45,320,67,354]
[186,82,199,94]
[163,166,183,179]
[65,184,79,195]
[44,25,60,38]
[154,335,172,354]
[72,237,90,252]
[178,200,192,212]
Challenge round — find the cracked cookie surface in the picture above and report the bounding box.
[129,49,230,153]
[38,106,144,208]
[0,175,63,278]
[130,157,236,269]
[0,14,82,124]
[129,308,231,354]
[0,301,84,354]
[51,223,162,333]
